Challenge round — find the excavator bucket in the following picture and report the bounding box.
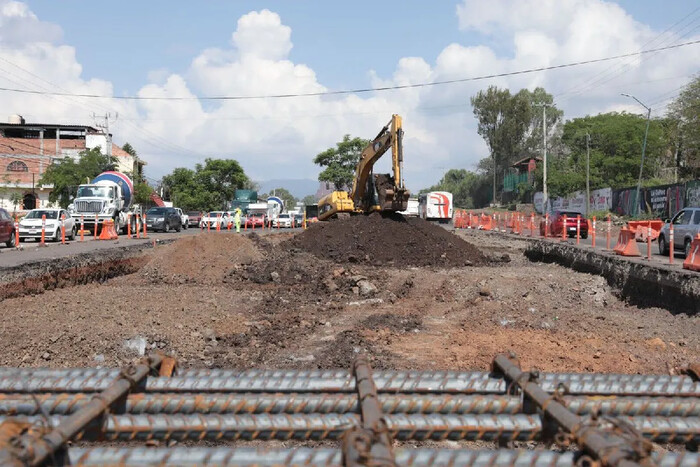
[375,174,410,212]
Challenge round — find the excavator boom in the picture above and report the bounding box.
[318,115,409,221]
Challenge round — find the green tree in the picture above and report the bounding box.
[423,169,491,209]
[9,191,22,212]
[121,142,137,158]
[313,135,369,190]
[161,158,250,211]
[302,194,317,205]
[557,112,666,195]
[269,187,297,211]
[668,75,700,179]
[471,86,532,204]
[133,181,154,205]
[38,147,117,207]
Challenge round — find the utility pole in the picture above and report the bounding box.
[585,133,590,218]
[621,94,651,217]
[542,105,547,215]
[93,113,118,158]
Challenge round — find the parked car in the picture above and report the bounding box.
[18,208,76,242]
[540,211,588,239]
[174,208,189,229]
[187,211,202,227]
[245,213,266,228]
[0,208,15,247]
[272,213,292,228]
[145,207,182,232]
[658,207,700,257]
[293,214,304,227]
[200,211,227,229]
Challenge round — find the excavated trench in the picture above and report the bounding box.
[0,243,157,301]
[523,239,700,315]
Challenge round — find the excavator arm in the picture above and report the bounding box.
[318,114,409,220]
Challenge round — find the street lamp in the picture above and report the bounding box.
[621,93,651,217]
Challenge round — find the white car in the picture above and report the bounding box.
[19,208,77,242]
[272,213,292,228]
[200,211,227,229]
[174,207,189,230]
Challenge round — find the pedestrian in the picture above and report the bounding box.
[234,208,242,233]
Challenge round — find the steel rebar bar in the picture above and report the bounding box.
[2,393,698,417]
[493,354,650,467]
[1,373,697,396]
[0,354,163,467]
[0,393,522,416]
[63,447,700,467]
[1,366,690,385]
[2,413,697,443]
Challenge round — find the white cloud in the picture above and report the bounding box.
[0,1,698,192]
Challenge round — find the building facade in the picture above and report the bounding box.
[0,115,144,212]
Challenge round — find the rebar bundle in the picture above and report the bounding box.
[0,354,697,467]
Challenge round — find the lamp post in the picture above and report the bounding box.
[621,93,651,217]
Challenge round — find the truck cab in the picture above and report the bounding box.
[68,171,133,233]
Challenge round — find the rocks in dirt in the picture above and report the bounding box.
[357,280,378,297]
[123,336,147,356]
[270,271,280,283]
[289,212,487,267]
[645,337,667,350]
[478,286,492,297]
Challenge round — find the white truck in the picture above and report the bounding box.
[68,171,134,234]
[174,208,189,230]
[418,191,453,224]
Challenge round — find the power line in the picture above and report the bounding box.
[555,6,700,101]
[0,40,697,101]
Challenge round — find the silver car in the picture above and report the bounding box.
[658,207,700,257]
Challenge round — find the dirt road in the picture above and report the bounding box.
[0,215,695,375]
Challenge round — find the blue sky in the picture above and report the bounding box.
[27,1,693,98]
[3,1,699,191]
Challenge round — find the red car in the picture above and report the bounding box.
[0,208,16,248]
[245,213,266,228]
[540,211,589,239]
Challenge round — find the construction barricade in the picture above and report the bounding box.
[683,234,700,272]
[613,226,640,257]
[98,219,119,240]
[628,220,664,243]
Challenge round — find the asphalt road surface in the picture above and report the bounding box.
[0,225,303,269]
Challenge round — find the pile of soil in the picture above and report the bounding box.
[140,234,261,284]
[290,213,486,267]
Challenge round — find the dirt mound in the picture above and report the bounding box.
[290,213,486,267]
[141,234,261,284]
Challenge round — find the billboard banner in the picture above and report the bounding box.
[534,188,611,214]
[686,180,700,208]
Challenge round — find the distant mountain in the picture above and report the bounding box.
[258,179,319,199]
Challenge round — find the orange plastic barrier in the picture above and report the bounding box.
[683,234,700,272]
[628,220,664,242]
[98,219,118,240]
[613,227,641,257]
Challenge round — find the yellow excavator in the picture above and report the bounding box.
[318,114,410,221]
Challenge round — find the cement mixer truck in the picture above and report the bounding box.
[68,171,134,234]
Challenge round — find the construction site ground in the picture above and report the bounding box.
[0,214,696,375]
